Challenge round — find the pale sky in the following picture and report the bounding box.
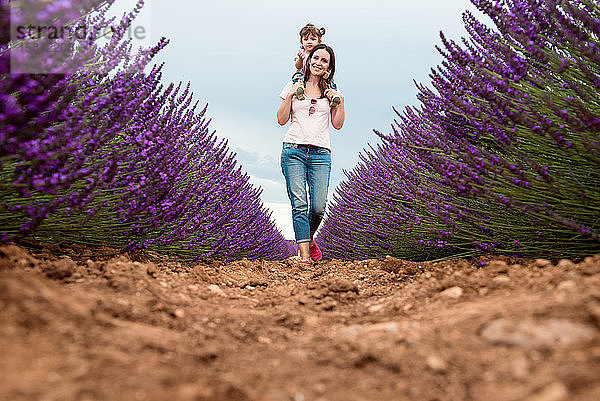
[115,0,490,239]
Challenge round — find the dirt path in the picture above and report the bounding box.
[1,245,599,401]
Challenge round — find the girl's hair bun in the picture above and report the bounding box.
[299,23,326,39]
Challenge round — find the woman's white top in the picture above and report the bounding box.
[280,81,331,150]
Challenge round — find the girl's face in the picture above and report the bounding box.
[309,48,330,76]
[301,34,320,53]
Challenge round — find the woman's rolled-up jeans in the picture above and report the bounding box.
[280,142,331,243]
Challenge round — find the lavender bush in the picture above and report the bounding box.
[318,0,599,260]
[1,0,290,260]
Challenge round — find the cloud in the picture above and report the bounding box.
[247,174,287,204]
[263,201,294,240]
[234,148,282,182]
[208,108,285,159]
[245,174,292,239]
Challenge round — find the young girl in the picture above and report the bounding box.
[293,23,341,107]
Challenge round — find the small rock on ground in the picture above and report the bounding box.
[439,286,463,299]
[480,318,596,349]
[207,284,227,297]
[523,382,569,401]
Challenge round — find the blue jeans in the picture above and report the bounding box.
[280,142,331,243]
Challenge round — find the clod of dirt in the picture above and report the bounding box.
[338,321,403,341]
[586,301,600,327]
[425,354,447,373]
[557,259,575,269]
[107,275,132,291]
[284,256,302,267]
[535,258,552,268]
[491,276,511,287]
[43,257,76,279]
[176,382,248,401]
[207,284,227,297]
[438,286,463,299]
[367,302,386,313]
[581,256,600,275]
[319,298,338,311]
[327,278,358,294]
[240,258,253,269]
[381,256,420,275]
[239,279,268,289]
[0,245,39,271]
[510,355,531,379]
[275,312,304,329]
[146,263,158,278]
[381,256,403,273]
[487,260,508,274]
[522,382,569,401]
[480,318,596,349]
[296,295,310,305]
[556,280,577,292]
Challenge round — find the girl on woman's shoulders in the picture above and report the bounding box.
[277,43,345,264]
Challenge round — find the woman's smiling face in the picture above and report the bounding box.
[309,49,330,76]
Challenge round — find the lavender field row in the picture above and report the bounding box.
[1,0,292,260]
[318,0,600,261]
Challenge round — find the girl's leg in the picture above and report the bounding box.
[292,71,305,85]
[281,144,311,261]
[327,79,341,107]
[306,147,332,244]
[292,71,306,100]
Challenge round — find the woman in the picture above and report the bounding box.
[277,44,345,264]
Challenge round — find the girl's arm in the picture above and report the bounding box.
[277,83,302,125]
[326,89,345,130]
[294,50,304,70]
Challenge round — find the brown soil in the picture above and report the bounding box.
[1,245,600,401]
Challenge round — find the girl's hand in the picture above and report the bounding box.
[294,50,304,63]
[294,50,305,69]
[324,88,343,102]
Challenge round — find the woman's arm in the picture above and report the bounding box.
[277,83,301,125]
[326,89,345,130]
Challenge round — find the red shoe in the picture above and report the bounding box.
[309,243,322,262]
